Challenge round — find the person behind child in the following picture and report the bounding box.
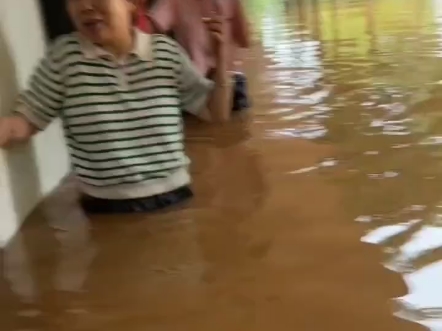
[0,0,232,214]
[145,0,250,75]
[137,0,251,111]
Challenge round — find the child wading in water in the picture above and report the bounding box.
[0,0,232,214]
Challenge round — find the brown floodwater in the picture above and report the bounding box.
[2,0,442,330]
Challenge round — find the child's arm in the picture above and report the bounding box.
[0,41,65,147]
[177,17,232,123]
[177,48,231,123]
[231,0,251,48]
[205,39,232,123]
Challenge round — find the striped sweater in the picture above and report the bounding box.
[16,30,213,199]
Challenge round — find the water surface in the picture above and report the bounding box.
[2,0,442,330]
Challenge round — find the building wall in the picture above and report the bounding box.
[0,0,69,246]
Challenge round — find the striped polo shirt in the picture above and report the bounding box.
[16,30,213,199]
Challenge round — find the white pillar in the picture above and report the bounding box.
[0,0,69,246]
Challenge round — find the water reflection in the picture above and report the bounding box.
[1,182,96,329]
[260,0,442,329]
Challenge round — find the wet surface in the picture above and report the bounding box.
[2,0,442,329]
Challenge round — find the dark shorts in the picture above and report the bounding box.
[80,185,193,215]
[206,71,250,112]
[231,72,251,111]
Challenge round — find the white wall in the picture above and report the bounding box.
[0,0,69,246]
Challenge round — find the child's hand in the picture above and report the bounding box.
[0,118,14,147]
[0,116,35,148]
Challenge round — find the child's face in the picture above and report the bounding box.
[66,0,136,46]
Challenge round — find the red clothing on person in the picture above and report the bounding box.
[136,7,153,33]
